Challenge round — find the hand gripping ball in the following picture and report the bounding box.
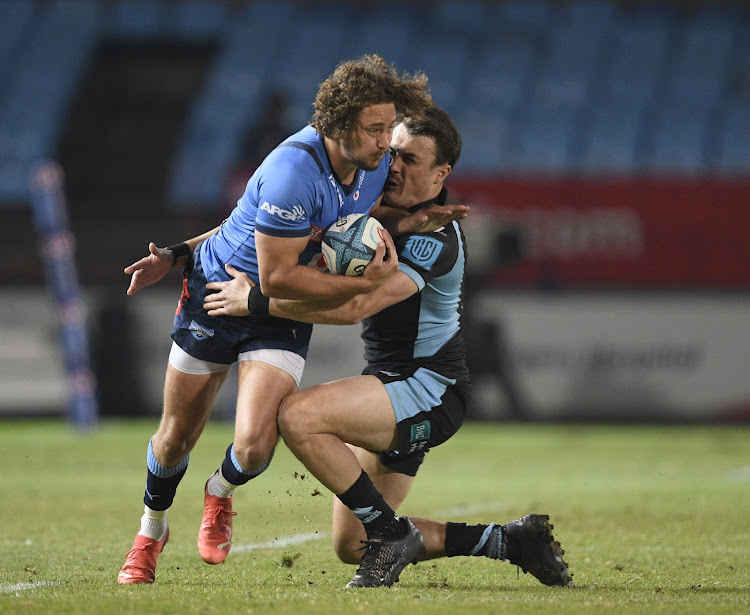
[321,214,385,276]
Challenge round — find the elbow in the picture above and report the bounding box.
[338,304,365,325]
[258,271,285,298]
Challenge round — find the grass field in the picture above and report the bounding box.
[1,419,748,614]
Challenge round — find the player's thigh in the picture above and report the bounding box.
[234,359,298,446]
[157,362,230,453]
[282,375,398,452]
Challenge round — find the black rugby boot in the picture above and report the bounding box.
[503,514,573,587]
[346,517,426,588]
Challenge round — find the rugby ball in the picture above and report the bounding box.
[321,214,385,276]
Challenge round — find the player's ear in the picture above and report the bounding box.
[436,164,451,183]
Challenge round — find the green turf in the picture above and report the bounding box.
[1,419,748,614]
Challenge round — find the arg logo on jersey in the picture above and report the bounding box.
[261,202,307,221]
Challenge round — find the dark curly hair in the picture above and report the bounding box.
[402,106,462,169]
[311,54,432,139]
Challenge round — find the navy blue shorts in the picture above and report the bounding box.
[365,362,471,477]
[171,249,313,365]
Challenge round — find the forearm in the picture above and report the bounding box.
[171,226,221,268]
[186,226,220,253]
[269,295,362,325]
[371,204,411,237]
[261,263,376,301]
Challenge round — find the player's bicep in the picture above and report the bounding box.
[255,231,310,292]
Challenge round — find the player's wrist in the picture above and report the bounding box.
[166,242,191,267]
[247,285,269,315]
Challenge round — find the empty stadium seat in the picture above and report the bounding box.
[663,15,737,108]
[509,106,577,173]
[535,22,605,108]
[574,104,644,173]
[163,0,229,40]
[713,104,750,174]
[601,20,670,105]
[454,110,515,173]
[103,0,164,39]
[466,32,538,110]
[642,106,712,173]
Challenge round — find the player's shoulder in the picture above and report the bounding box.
[396,222,460,273]
[262,126,328,179]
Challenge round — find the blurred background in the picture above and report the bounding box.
[1,0,749,426]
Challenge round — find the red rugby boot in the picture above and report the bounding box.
[117,528,170,584]
[197,479,236,565]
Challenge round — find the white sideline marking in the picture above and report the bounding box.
[0,581,54,594]
[729,466,750,482]
[232,531,328,553]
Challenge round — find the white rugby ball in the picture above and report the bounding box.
[321,214,385,276]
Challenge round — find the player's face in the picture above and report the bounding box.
[384,124,449,209]
[341,103,396,172]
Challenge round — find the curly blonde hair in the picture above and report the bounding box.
[311,54,432,139]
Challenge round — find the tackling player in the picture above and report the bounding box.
[207,107,572,588]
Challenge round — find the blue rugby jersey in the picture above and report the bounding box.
[200,125,389,283]
[361,189,469,379]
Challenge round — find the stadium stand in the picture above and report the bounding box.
[0,0,749,209]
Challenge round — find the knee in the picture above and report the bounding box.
[154,422,199,465]
[277,393,317,446]
[232,430,278,472]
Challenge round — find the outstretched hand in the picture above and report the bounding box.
[406,203,470,234]
[124,242,173,296]
[204,264,253,316]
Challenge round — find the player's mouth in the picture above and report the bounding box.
[385,177,399,190]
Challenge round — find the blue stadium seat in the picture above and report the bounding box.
[563,0,618,34]
[509,106,576,173]
[453,110,514,173]
[641,106,711,173]
[663,17,737,108]
[430,0,491,37]
[466,32,538,110]
[728,28,750,105]
[342,19,417,68]
[535,23,605,108]
[162,0,229,40]
[601,20,669,105]
[239,0,298,27]
[407,37,472,114]
[0,0,98,204]
[0,0,36,93]
[495,0,556,35]
[267,6,354,105]
[103,0,164,39]
[574,104,644,173]
[714,105,750,174]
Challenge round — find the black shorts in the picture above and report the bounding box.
[171,247,313,364]
[365,362,471,477]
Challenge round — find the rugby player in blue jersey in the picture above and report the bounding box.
[117,55,446,585]
[207,107,572,589]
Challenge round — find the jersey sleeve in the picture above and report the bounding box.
[394,227,458,288]
[254,148,319,238]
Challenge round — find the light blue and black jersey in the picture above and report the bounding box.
[199,124,389,284]
[361,189,470,385]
